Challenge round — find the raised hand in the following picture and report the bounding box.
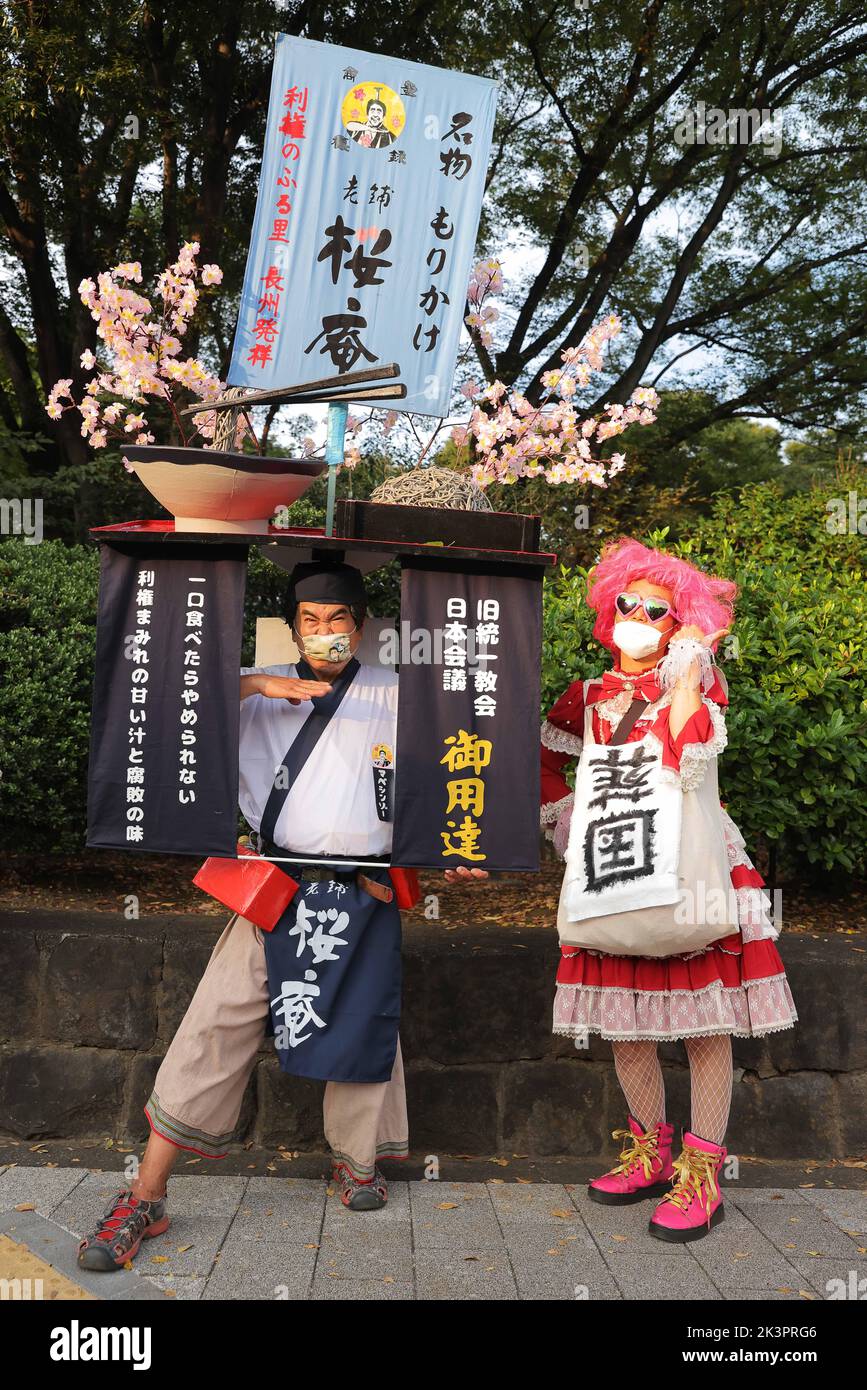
[241,673,333,705]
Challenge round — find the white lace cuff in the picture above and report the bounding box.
[541,791,573,828]
[657,637,716,693]
[541,719,583,756]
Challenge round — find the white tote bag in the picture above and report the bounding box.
[557,700,738,957]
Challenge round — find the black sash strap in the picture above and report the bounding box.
[259,656,360,845]
[609,697,649,746]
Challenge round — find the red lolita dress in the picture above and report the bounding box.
[540,665,798,1041]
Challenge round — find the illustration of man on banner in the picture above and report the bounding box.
[344,84,402,148]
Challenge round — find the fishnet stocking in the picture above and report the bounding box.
[684,1033,733,1145]
[611,1040,666,1132]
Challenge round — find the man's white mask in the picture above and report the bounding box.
[612,620,666,661]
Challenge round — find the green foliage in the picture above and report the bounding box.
[0,539,98,850]
[540,480,867,878]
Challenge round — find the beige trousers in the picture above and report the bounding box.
[144,913,408,1181]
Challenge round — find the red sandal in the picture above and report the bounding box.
[77,1189,170,1271]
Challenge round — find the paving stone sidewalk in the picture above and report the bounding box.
[1,1164,864,1301]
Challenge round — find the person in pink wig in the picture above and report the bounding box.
[540,538,797,1242]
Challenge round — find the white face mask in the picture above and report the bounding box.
[612,620,666,661]
[297,630,354,663]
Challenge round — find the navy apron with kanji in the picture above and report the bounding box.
[262,867,401,1084]
[256,657,401,1084]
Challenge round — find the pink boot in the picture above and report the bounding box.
[588,1116,675,1206]
[649,1131,726,1242]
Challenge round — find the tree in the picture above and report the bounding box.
[472,1,867,451]
[3,1,867,476]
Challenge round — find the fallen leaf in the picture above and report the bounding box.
[464,1256,479,1262]
[176,1245,193,1254]
[550,1209,574,1220]
[383,1276,394,1284]
[151,1255,169,1264]
[436,1202,459,1210]
[14,1203,35,1212]
[611,1234,628,1243]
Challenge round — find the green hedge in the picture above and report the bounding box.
[1,480,864,872]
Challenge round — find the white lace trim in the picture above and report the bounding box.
[540,719,583,756]
[540,792,573,827]
[554,973,789,998]
[553,1020,797,1042]
[553,972,798,1041]
[677,699,727,791]
[551,795,574,857]
[718,808,779,940]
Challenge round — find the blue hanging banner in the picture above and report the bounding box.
[228,35,498,418]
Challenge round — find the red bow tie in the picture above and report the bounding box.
[587,668,662,706]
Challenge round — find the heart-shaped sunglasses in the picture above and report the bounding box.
[615,592,679,624]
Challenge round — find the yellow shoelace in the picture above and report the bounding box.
[660,1144,721,1221]
[607,1126,662,1182]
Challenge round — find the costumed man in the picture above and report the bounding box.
[78,560,486,1272]
[540,539,797,1244]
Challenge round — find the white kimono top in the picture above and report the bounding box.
[239,663,399,858]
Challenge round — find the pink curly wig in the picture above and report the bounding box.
[587,538,737,653]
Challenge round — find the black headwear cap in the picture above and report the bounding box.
[287,561,367,625]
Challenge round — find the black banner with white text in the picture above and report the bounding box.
[87,543,247,856]
[392,559,543,872]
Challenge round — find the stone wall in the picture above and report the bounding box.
[0,911,864,1159]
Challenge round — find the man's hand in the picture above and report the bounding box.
[443,866,489,883]
[241,673,333,704]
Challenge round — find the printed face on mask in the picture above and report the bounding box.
[297,629,355,663]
